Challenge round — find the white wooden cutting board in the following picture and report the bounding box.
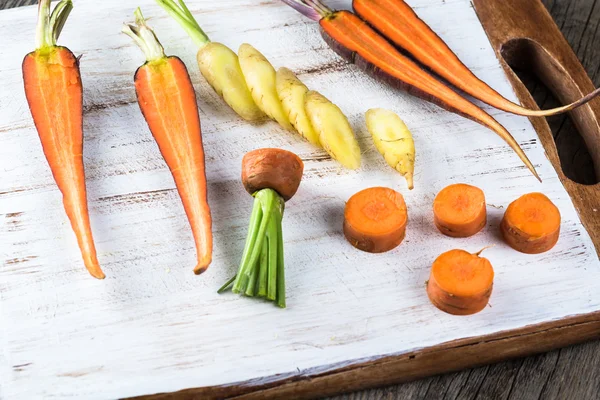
[1,0,599,399]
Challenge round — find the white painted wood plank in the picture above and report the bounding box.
[1,0,599,399]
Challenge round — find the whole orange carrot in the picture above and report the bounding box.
[23,0,104,279]
[123,8,213,274]
[353,0,600,117]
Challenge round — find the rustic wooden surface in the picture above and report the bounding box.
[1,1,599,399]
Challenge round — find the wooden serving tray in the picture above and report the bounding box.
[1,0,599,399]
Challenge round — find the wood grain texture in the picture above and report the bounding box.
[0,1,599,400]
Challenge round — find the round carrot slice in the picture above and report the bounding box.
[343,187,407,253]
[433,183,486,238]
[427,249,494,315]
[501,192,560,254]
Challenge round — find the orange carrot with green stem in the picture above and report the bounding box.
[123,8,212,274]
[23,0,104,279]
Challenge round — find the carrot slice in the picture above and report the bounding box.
[433,184,486,238]
[427,249,494,315]
[343,187,407,253]
[353,0,600,117]
[125,9,212,274]
[500,193,560,254]
[23,0,104,279]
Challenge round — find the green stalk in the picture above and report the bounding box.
[220,188,286,307]
[122,8,167,63]
[217,274,236,294]
[257,240,269,297]
[235,190,276,293]
[35,0,73,50]
[275,212,286,308]
[155,0,211,48]
[232,199,263,293]
[266,213,279,301]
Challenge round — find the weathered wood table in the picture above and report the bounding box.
[3,0,599,399]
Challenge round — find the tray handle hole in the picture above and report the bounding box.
[500,38,599,185]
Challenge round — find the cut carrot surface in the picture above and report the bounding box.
[23,0,104,279]
[135,57,212,274]
[427,249,494,315]
[501,193,561,254]
[433,183,486,238]
[343,187,407,253]
[125,9,213,274]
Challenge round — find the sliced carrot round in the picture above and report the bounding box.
[433,183,486,238]
[501,192,560,254]
[343,187,407,253]
[427,249,494,315]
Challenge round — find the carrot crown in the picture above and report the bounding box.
[122,8,166,63]
[35,0,73,50]
[280,0,334,20]
[155,0,210,48]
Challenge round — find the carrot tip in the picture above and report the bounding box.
[89,269,106,280]
[194,264,209,275]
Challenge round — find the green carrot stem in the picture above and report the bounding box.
[275,212,286,308]
[232,199,263,293]
[220,188,286,307]
[267,240,277,302]
[36,0,73,50]
[122,8,167,63]
[237,190,279,292]
[217,274,236,293]
[257,240,269,297]
[155,0,210,48]
[267,212,279,301]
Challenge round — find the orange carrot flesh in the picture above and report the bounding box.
[125,9,212,274]
[501,193,560,254]
[427,249,494,315]
[352,0,600,117]
[23,0,104,279]
[135,57,213,274]
[318,11,540,181]
[343,187,407,253]
[433,183,486,238]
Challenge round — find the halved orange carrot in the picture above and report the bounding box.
[427,248,494,315]
[353,0,600,117]
[343,187,408,253]
[123,9,212,274]
[23,0,104,279]
[501,193,560,254]
[282,1,541,181]
[433,184,486,238]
